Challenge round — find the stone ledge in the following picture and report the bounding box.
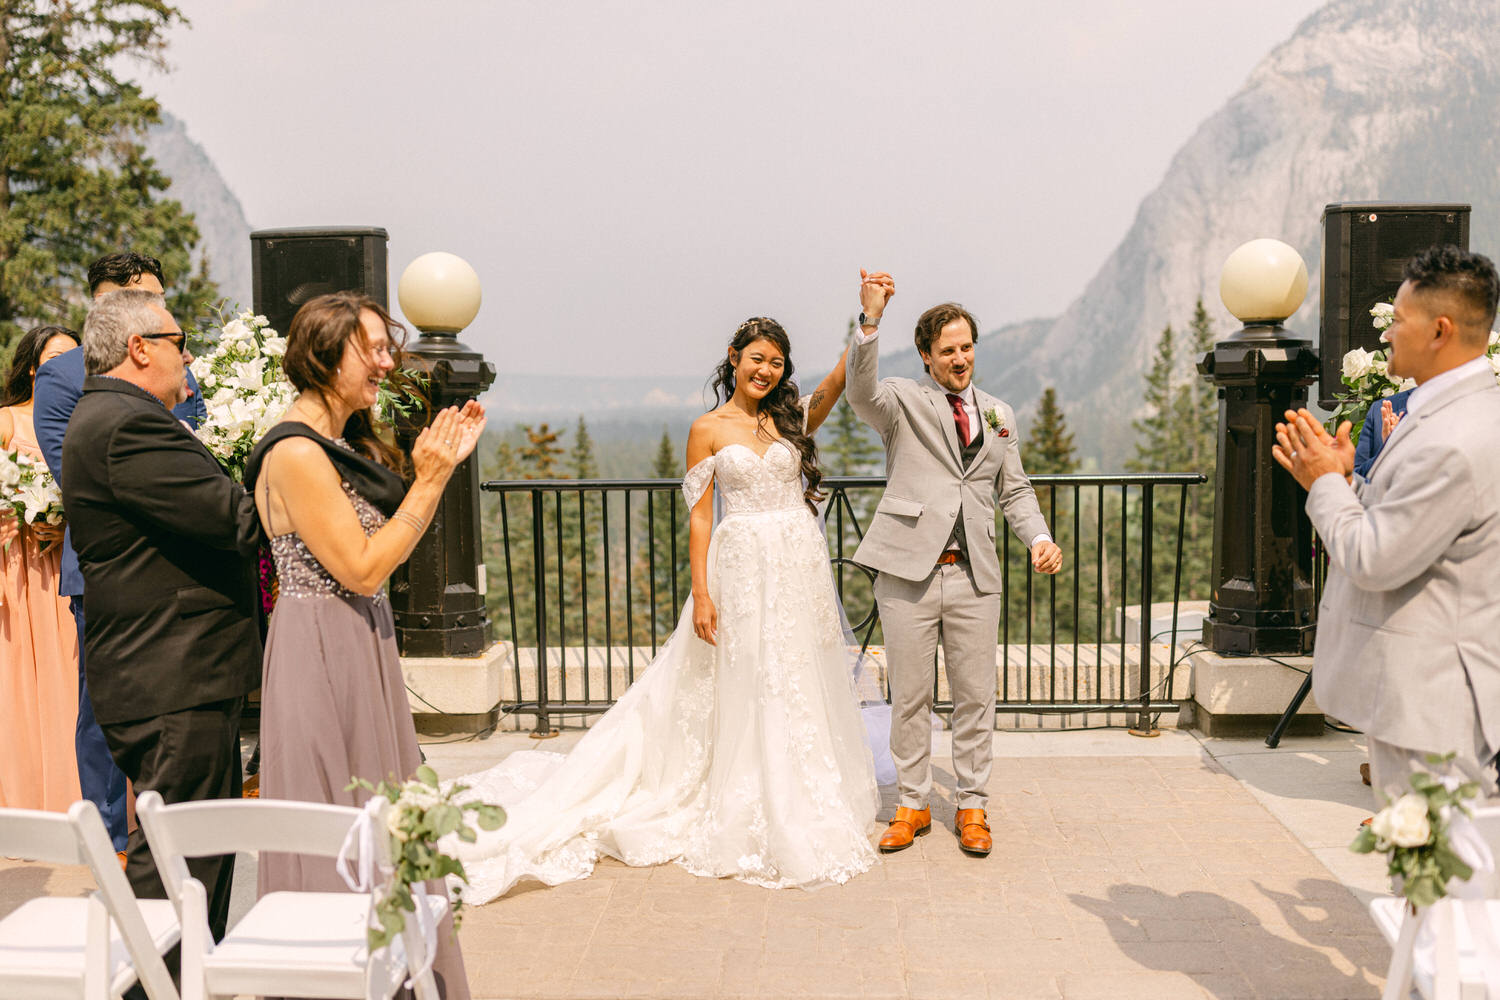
[1182,644,1321,737]
[400,642,511,736]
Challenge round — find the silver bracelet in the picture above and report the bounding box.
[390,509,427,532]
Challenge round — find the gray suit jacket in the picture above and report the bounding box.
[844,334,1049,593]
[1308,369,1500,755]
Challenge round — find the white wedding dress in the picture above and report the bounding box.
[454,438,880,901]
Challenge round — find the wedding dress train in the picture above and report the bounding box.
[454,439,880,901]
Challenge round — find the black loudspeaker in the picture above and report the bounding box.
[250,226,389,337]
[1318,202,1469,406]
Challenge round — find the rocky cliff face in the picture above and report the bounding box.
[144,113,253,309]
[953,0,1500,465]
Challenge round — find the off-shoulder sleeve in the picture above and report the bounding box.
[682,453,715,508]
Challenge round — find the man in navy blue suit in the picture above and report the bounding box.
[1351,390,1411,479]
[33,252,207,855]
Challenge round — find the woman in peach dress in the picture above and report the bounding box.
[0,325,83,811]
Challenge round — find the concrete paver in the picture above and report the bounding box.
[0,728,1394,999]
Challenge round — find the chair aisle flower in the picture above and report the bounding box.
[1351,752,1482,909]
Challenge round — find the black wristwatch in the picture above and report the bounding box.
[858,312,880,329]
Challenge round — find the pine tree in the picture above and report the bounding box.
[569,416,598,479]
[520,423,565,478]
[1172,299,1218,597]
[631,427,689,647]
[1025,387,1079,475]
[1128,323,1182,473]
[0,1,221,355]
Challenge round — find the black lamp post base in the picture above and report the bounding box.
[1202,616,1315,655]
[394,622,490,658]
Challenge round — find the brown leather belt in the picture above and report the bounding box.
[936,550,965,566]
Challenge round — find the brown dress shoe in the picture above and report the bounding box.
[878,806,931,852]
[117,850,128,870]
[955,808,992,856]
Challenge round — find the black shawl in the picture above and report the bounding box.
[244,421,407,517]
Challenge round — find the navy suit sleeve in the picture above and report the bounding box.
[1352,416,1380,478]
[32,350,84,482]
[171,367,208,428]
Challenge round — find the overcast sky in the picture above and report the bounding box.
[144,1,1327,378]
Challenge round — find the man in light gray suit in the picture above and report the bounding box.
[1274,245,1500,803]
[846,270,1062,856]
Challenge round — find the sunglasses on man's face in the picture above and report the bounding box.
[139,331,187,352]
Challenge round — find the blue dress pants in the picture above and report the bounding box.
[71,596,128,851]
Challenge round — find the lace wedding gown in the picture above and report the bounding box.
[455,438,880,901]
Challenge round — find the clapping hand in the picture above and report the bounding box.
[1381,399,1403,439]
[412,401,488,484]
[1272,408,1354,490]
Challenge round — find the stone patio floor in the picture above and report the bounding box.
[2,728,1394,999]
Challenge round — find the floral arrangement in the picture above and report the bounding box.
[189,309,295,482]
[1351,753,1482,908]
[0,447,65,531]
[1334,303,1500,444]
[982,406,1008,437]
[348,766,505,951]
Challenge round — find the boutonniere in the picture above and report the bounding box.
[983,407,1008,437]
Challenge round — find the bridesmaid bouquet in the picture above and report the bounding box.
[189,309,296,482]
[347,766,505,950]
[0,446,65,526]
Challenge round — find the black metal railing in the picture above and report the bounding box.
[480,472,1208,735]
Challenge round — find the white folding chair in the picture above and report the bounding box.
[135,790,446,1000]
[0,801,180,999]
[1371,804,1500,1000]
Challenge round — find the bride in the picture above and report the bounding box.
[455,316,881,900]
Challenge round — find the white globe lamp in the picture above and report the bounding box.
[1218,238,1308,327]
[397,251,482,335]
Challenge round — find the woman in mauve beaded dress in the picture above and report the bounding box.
[244,292,485,1000]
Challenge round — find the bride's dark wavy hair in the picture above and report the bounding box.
[708,317,823,513]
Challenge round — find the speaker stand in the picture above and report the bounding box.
[1265,670,1314,748]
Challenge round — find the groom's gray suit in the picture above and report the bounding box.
[846,335,1050,810]
[1308,362,1500,797]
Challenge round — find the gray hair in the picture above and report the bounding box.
[83,289,168,375]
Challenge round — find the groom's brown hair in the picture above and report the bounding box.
[914,303,978,372]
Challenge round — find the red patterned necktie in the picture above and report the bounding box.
[946,393,971,447]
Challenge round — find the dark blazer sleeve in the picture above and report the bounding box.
[105,408,262,557]
[1353,389,1411,479]
[172,367,208,428]
[32,350,83,482]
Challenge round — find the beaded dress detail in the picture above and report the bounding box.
[455,437,880,899]
[268,480,387,600]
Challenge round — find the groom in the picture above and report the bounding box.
[846,270,1062,856]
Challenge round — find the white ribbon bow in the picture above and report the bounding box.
[334,797,439,989]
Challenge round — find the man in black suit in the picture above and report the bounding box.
[61,288,262,940]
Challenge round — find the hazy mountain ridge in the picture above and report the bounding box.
[976,0,1500,463]
[144,112,253,309]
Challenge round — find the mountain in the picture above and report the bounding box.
[966,0,1500,464]
[144,112,253,309]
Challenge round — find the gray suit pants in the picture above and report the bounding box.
[1367,701,1497,808]
[876,562,1001,810]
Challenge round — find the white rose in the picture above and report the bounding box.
[252,314,270,328]
[190,356,212,382]
[1489,330,1498,347]
[1371,793,1432,848]
[1488,354,1500,378]
[1370,302,1395,331]
[261,335,287,358]
[220,319,253,344]
[386,806,410,842]
[1341,348,1373,381]
[1370,357,1388,379]
[0,460,21,489]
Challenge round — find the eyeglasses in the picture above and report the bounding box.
[139,331,187,352]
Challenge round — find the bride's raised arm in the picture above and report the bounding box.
[802,340,852,435]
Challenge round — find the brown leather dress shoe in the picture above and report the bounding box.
[955,808,992,856]
[878,806,931,852]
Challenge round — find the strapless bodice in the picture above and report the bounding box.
[681,440,806,516]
